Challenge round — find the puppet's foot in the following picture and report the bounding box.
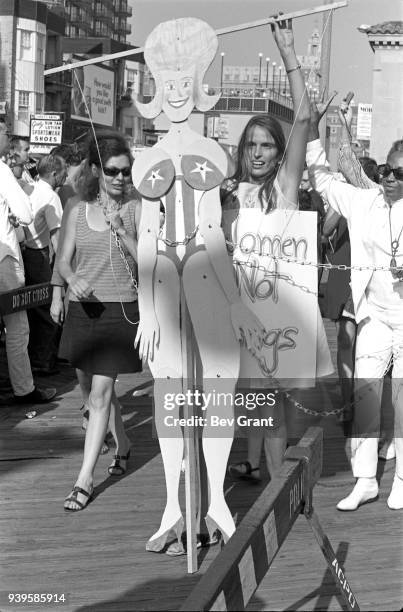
[146,514,184,553]
[205,504,236,545]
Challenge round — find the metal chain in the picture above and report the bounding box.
[228,241,403,273]
[276,378,379,419]
[111,227,138,291]
[159,226,199,247]
[233,260,316,295]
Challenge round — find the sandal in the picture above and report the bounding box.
[228,461,261,482]
[108,450,131,476]
[64,485,93,512]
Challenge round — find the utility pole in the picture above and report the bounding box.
[319,0,333,149]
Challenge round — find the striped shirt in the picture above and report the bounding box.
[69,200,138,303]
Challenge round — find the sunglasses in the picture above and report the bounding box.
[102,166,131,177]
[379,164,403,181]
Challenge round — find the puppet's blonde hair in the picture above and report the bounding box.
[136,18,220,119]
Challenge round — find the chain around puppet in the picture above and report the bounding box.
[132,18,265,552]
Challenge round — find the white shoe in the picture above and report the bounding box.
[337,478,379,511]
[385,441,396,460]
[379,440,396,461]
[387,475,403,510]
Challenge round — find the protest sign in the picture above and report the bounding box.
[231,186,318,383]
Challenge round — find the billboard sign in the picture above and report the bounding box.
[356,103,372,141]
[29,113,64,154]
[206,116,229,139]
[71,64,115,127]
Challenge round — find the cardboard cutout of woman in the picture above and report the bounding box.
[132,18,265,552]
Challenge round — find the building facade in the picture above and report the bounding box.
[359,21,403,162]
[119,59,153,146]
[0,0,64,136]
[63,0,132,43]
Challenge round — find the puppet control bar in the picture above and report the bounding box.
[44,1,348,76]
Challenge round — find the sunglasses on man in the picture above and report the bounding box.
[378,164,403,181]
[102,166,131,177]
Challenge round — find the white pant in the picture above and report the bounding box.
[352,305,403,479]
[0,255,34,396]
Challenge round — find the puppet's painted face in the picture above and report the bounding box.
[161,68,195,122]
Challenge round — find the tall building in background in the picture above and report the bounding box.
[359,21,403,162]
[0,0,149,143]
[0,0,65,136]
[63,0,132,42]
[58,0,142,142]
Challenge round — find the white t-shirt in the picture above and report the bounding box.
[0,160,32,263]
[24,179,63,249]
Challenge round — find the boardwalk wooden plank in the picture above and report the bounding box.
[0,322,401,610]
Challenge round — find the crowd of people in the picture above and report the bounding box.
[0,16,402,557]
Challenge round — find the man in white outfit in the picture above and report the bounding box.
[0,120,56,404]
[306,108,403,511]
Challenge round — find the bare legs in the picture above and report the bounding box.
[230,392,286,481]
[64,373,130,510]
[76,368,130,456]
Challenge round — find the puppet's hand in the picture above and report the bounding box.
[230,301,265,355]
[135,312,160,363]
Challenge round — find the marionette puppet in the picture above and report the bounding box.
[132,18,265,552]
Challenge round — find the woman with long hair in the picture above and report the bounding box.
[58,131,141,511]
[223,26,333,483]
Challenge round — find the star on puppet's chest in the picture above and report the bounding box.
[190,160,213,183]
[146,168,164,190]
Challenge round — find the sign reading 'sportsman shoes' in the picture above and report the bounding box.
[29,113,64,155]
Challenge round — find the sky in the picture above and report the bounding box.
[128,0,403,105]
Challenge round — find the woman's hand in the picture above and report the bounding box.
[50,296,65,325]
[337,94,353,133]
[135,311,160,363]
[105,211,123,230]
[230,301,266,355]
[271,14,295,58]
[8,210,20,228]
[68,273,93,300]
[308,90,338,141]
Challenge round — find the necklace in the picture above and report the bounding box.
[95,193,122,216]
[388,206,403,281]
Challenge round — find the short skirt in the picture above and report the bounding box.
[60,300,142,375]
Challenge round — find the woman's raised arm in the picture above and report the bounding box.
[273,17,311,202]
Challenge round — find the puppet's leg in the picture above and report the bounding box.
[146,256,185,551]
[184,252,240,542]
